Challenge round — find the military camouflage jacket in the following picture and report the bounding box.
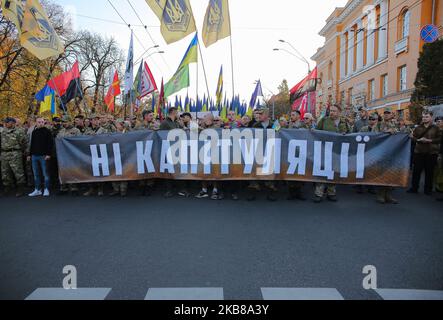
[57,126,81,138]
[316,117,350,133]
[85,126,108,136]
[0,127,28,153]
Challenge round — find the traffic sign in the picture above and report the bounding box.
[420,24,439,43]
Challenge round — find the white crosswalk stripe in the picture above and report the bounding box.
[25,288,112,300]
[22,287,443,300]
[145,288,224,300]
[261,288,345,300]
[375,289,443,300]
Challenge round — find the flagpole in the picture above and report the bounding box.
[197,41,210,99]
[47,72,67,116]
[196,51,198,120]
[228,0,235,97]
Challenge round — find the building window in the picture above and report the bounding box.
[328,61,333,80]
[348,87,353,105]
[363,15,368,66]
[381,74,388,97]
[374,5,381,61]
[398,65,407,91]
[345,32,349,75]
[368,79,375,101]
[353,25,358,72]
[399,8,410,39]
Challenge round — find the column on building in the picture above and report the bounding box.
[366,19,375,66]
[340,33,346,79]
[356,20,364,70]
[378,0,388,59]
[347,29,354,76]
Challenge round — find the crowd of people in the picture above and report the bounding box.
[1,104,442,204]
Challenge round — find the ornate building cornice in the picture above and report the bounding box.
[319,0,366,36]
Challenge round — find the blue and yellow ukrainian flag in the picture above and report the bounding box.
[164,33,198,97]
[35,85,56,115]
[215,65,223,106]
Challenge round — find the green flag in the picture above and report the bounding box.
[164,65,190,98]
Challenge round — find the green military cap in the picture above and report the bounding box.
[88,113,100,120]
[384,107,393,113]
[61,115,72,122]
[256,107,269,114]
[369,112,379,120]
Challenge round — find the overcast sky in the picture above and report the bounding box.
[56,0,349,102]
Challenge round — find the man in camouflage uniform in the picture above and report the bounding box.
[136,110,159,196]
[50,117,62,189]
[83,114,109,196]
[313,104,351,203]
[360,112,381,133]
[137,110,160,131]
[377,107,399,204]
[355,112,381,195]
[160,107,182,198]
[248,107,278,202]
[0,117,28,196]
[74,115,87,134]
[288,110,304,129]
[57,115,82,195]
[110,119,131,197]
[286,112,307,201]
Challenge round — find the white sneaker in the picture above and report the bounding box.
[29,189,42,197]
[43,189,50,197]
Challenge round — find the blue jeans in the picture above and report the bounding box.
[32,155,50,190]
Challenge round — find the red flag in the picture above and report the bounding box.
[104,71,121,112]
[157,78,165,121]
[291,92,316,119]
[290,67,318,102]
[48,61,80,96]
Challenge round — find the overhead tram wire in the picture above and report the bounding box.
[74,13,155,28]
[126,0,172,73]
[107,0,166,76]
[306,0,423,71]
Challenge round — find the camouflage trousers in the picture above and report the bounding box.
[1,151,26,188]
[60,183,79,192]
[112,181,128,193]
[314,183,336,197]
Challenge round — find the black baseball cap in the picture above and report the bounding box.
[4,117,16,123]
[180,112,192,118]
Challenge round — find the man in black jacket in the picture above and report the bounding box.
[27,117,54,197]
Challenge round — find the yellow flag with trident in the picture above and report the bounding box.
[145,0,197,44]
[202,0,231,48]
[1,0,64,60]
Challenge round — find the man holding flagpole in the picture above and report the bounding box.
[124,31,134,117]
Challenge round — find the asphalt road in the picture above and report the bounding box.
[0,184,442,300]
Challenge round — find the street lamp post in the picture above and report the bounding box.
[134,45,160,65]
[275,40,315,114]
[278,39,311,73]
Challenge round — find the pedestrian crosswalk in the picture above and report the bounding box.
[23,287,443,300]
[261,288,344,300]
[25,288,112,300]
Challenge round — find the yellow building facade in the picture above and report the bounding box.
[312,0,442,120]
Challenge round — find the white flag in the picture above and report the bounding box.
[124,31,134,94]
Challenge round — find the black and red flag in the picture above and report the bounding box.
[48,61,83,105]
[290,67,318,117]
